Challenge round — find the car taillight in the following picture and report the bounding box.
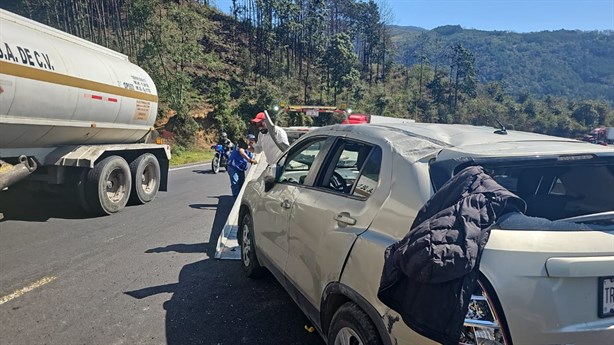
[460,280,510,345]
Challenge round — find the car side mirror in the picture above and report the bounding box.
[263,164,278,191]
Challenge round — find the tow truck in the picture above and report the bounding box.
[583,127,614,145]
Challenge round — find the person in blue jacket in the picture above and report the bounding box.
[227,134,257,198]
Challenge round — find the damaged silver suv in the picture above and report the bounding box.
[239,123,614,345]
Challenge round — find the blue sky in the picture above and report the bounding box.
[213,0,614,33]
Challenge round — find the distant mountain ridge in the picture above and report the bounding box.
[390,25,614,105]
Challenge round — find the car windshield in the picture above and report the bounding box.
[479,157,614,227]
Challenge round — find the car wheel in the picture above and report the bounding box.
[240,213,264,278]
[328,302,383,345]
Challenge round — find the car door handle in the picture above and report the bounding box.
[335,212,356,226]
[281,199,292,209]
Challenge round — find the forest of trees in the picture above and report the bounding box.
[2,0,613,150]
[393,25,614,106]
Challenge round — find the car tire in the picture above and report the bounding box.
[328,302,383,345]
[240,213,264,278]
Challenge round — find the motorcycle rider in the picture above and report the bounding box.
[215,132,234,161]
[211,132,235,166]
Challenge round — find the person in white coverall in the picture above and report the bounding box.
[250,112,289,164]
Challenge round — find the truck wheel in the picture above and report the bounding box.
[328,302,383,345]
[240,213,264,278]
[87,156,132,215]
[129,153,160,205]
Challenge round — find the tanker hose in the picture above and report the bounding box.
[0,155,38,190]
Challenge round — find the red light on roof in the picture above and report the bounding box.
[342,114,369,124]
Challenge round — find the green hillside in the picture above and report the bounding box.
[2,1,613,148]
[392,25,614,105]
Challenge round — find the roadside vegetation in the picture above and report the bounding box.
[169,148,214,167]
[4,0,613,157]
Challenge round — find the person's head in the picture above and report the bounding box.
[220,132,228,139]
[246,134,256,147]
[251,112,268,134]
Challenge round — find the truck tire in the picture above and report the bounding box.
[128,153,160,205]
[87,156,132,215]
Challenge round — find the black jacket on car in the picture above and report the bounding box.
[377,165,525,345]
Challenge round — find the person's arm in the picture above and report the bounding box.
[254,133,263,153]
[276,127,289,150]
[239,148,257,164]
[263,110,288,152]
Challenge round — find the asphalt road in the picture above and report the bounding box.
[0,163,324,345]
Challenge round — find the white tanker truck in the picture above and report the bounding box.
[0,9,170,216]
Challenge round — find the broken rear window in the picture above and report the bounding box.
[481,158,614,221]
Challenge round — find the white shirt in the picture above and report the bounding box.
[255,126,289,164]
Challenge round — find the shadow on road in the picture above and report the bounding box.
[0,189,93,222]
[125,195,323,345]
[192,169,220,175]
[145,243,208,253]
[126,260,322,345]
[189,203,219,210]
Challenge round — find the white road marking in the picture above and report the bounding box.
[0,276,57,305]
[104,234,126,243]
[169,162,211,172]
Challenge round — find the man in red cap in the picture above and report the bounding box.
[251,111,289,164]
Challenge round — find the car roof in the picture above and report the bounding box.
[311,122,614,160]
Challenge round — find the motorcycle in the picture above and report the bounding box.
[211,144,230,173]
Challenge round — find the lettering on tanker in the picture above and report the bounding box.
[123,81,135,90]
[133,100,151,121]
[131,75,152,94]
[0,42,55,71]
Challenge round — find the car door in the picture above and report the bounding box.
[284,137,390,310]
[251,136,331,276]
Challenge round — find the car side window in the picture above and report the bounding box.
[353,146,382,198]
[278,138,327,185]
[317,139,382,198]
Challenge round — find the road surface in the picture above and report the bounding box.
[0,163,324,345]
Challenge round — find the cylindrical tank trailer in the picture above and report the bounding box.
[0,9,170,216]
